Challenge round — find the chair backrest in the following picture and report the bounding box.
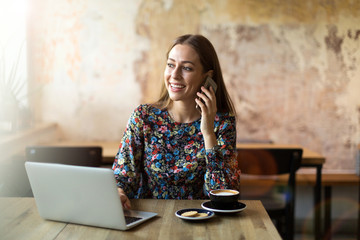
[236,148,303,196]
[236,148,302,176]
[26,146,103,167]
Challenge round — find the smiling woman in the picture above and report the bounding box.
[112,34,240,209]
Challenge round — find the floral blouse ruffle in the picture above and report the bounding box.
[112,104,241,199]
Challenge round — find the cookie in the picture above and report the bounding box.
[181,211,198,217]
[196,213,208,217]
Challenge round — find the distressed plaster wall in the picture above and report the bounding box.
[28,0,360,170]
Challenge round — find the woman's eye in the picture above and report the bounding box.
[183,66,192,71]
[167,63,175,68]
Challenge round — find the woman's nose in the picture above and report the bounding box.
[171,66,181,79]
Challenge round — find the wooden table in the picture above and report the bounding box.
[38,141,325,239]
[0,198,281,240]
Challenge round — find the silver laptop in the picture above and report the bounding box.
[25,161,157,230]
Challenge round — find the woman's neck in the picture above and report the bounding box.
[168,101,201,123]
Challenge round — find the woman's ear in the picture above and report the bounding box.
[206,70,214,78]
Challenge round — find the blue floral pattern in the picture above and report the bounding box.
[112,104,240,199]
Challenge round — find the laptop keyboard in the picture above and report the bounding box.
[125,216,143,225]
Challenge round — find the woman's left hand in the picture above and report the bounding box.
[196,86,218,148]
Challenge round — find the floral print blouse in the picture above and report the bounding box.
[112,104,241,199]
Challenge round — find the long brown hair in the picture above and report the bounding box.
[154,34,235,115]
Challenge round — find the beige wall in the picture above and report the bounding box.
[27,0,360,170]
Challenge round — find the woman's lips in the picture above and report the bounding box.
[170,83,185,92]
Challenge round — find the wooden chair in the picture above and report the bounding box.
[25,146,103,197]
[236,148,302,240]
[26,146,103,167]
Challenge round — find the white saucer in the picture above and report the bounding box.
[201,201,247,213]
[175,208,214,221]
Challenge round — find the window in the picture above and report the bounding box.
[0,0,29,133]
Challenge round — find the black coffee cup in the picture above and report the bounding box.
[209,189,239,209]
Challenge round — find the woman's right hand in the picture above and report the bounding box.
[117,188,131,209]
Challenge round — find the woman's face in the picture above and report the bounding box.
[164,44,208,104]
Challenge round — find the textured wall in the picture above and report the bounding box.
[28,0,360,170]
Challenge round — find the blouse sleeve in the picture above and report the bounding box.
[112,105,145,198]
[204,115,241,193]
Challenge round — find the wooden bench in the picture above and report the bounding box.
[241,172,360,239]
[298,173,360,239]
[240,172,360,186]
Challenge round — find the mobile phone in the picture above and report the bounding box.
[203,76,217,93]
[196,76,217,111]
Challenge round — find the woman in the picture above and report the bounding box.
[112,34,241,209]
